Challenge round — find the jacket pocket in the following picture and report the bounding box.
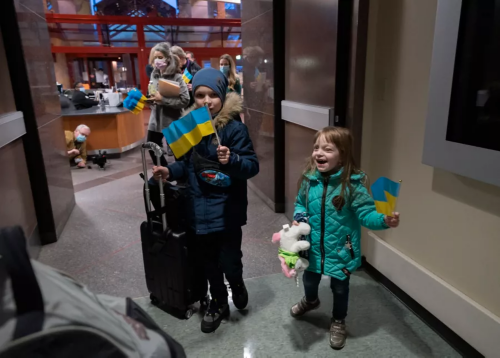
[337,235,355,264]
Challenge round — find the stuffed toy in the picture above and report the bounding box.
[272,223,311,279]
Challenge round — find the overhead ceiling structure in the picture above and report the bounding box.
[94,0,176,17]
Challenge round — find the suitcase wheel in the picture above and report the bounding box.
[150,293,160,306]
[185,308,194,319]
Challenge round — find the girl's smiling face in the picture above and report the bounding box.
[313,134,341,173]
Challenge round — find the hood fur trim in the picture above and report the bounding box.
[183,92,243,131]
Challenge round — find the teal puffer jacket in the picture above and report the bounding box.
[294,169,388,280]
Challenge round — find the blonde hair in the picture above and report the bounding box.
[172,54,182,73]
[298,127,362,210]
[171,46,187,60]
[220,54,238,91]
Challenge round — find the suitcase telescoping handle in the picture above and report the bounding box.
[141,142,167,232]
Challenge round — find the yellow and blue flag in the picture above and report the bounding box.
[162,106,214,158]
[371,177,401,216]
[182,68,193,84]
[123,88,147,114]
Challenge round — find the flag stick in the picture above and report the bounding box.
[205,103,221,147]
[393,180,402,215]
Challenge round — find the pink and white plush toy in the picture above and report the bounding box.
[272,223,311,279]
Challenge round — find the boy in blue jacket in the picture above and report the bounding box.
[152,68,259,333]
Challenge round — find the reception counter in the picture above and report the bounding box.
[62,106,144,155]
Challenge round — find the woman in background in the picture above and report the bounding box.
[147,42,190,165]
[171,46,201,107]
[220,54,241,95]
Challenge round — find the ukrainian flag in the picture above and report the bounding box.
[162,106,214,158]
[182,68,193,84]
[371,177,401,216]
[123,88,147,114]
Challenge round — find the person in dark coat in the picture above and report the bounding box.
[146,64,154,79]
[72,82,98,110]
[152,68,259,334]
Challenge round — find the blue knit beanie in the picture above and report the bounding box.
[192,68,229,104]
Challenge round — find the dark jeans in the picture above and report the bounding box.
[146,130,168,167]
[303,270,350,320]
[196,227,243,305]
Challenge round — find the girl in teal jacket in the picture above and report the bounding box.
[290,127,400,350]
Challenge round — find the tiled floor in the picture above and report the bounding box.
[39,146,286,298]
[38,143,460,357]
[136,272,460,357]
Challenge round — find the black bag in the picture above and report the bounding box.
[139,143,208,319]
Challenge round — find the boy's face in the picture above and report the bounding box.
[313,135,341,173]
[194,86,222,115]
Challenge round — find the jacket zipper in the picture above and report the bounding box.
[320,177,328,274]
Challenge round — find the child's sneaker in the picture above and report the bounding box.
[329,319,347,349]
[290,297,320,317]
[201,299,229,333]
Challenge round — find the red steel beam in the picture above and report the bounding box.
[45,14,241,27]
[136,23,148,93]
[51,46,139,54]
[52,46,241,56]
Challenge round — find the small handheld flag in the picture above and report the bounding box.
[162,106,214,158]
[123,88,147,114]
[371,177,401,216]
[254,67,261,81]
[182,68,193,84]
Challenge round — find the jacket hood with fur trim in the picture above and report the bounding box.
[182,92,243,131]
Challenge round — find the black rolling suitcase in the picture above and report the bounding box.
[139,142,207,319]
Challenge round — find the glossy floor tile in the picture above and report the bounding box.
[39,160,288,297]
[70,148,144,186]
[136,272,460,358]
[39,145,458,358]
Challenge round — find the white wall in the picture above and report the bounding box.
[362,0,500,319]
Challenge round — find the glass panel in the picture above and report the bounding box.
[44,0,240,19]
[67,54,137,90]
[173,26,223,48]
[49,22,240,49]
[146,26,240,48]
[102,24,138,47]
[222,26,241,47]
[45,0,177,17]
[49,23,100,47]
[49,23,138,47]
[447,0,500,152]
[224,2,241,19]
[144,25,174,47]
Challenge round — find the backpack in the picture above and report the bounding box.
[0,226,185,358]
